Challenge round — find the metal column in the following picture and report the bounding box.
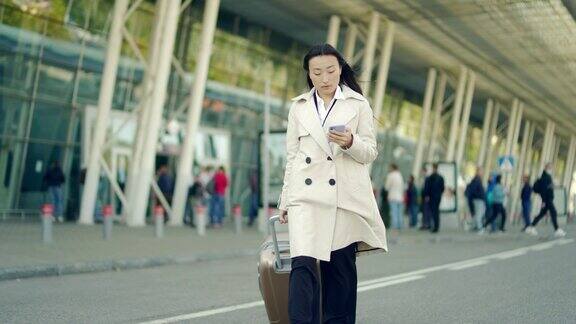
[125,0,167,225]
[563,136,576,190]
[360,12,380,97]
[373,21,395,125]
[477,99,494,166]
[540,120,555,171]
[446,66,467,161]
[412,68,437,179]
[427,72,447,162]
[79,0,129,225]
[456,71,476,166]
[130,1,181,226]
[172,0,221,225]
[326,15,341,47]
[510,121,532,221]
[504,99,519,158]
[343,23,357,63]
[483,103,500,183]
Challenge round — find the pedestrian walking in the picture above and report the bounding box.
[209,166,228,228]
[156,165,174,223]
[520,174,532,232]
[480,174,506,233]
[525,163,566,237]
[43,161,65,222]
[418,167,430,231]
[423,163,445,233]
[277,44,387,323]
[465,167,487,232]
[385,164,405,230]
[406,175,419,228]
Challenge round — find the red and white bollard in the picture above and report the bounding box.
[102,204,113,240]
[154,205,164,238]
[195,204,207,236]
[41,204,54,243]
[233,204,242,234]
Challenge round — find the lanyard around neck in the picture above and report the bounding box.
[313,94,337,127]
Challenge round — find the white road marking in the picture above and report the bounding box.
[141,301,265,324]
[357,275,425,292]
[493,250,527,260]
[141,238,573,323]
[448,260,490,271]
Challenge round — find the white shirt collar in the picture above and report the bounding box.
[314,85,344,110]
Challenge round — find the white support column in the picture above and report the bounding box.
[483,103,500,183]
[79,0,129,225]
[552,136,561,171]
[446,66,467,161]
[427,72,447,162]
[563,136,576,190]
[360,12,380,97]
[343,23,357,63]
[172,0,221,225]
[510,121,531,221]
[326,15,341,47]
[373,21,395,124]
[511,102,524,157]
[477,99,494,166]
[504,99,519,158]
[130,0,181,226]
[125,0,167,224]
[456,71,476,167]
[540,120,555,171]
[412,68,437,179]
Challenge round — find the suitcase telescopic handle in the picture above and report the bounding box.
[268,215,282,270]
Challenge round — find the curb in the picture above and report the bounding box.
[0,248,259,281]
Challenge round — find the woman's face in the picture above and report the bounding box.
[308,55,341,97]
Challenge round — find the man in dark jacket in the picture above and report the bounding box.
[520,175,532,231]
[525,163,565,237]
[423,163,445,233]
[465,167,487,232]
[43,161,66,222]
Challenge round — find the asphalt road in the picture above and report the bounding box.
[1,231,574,324]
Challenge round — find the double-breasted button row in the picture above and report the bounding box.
[304,178,336,186]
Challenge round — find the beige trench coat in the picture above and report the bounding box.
[278,85,388,261]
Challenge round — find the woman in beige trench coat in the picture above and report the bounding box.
[277,44,387,324]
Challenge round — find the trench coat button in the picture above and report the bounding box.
[305,157,311,164]
[327,156,332,161]
[305,178,312,185]
[329,179,336,186]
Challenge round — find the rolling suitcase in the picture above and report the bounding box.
[258,215,292,324]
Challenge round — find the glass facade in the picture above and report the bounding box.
[0,1,457,220]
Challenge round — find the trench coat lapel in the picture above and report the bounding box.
[293,92,333,157]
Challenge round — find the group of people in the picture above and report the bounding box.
[383,161,567,237]
[465,162,566,237]
[186,165,229,228]
[385,163,445,233]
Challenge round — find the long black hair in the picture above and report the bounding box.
[303,44,363,95]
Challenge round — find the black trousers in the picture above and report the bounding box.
[483,203,506,230]
[288,243,357,324]
[531,200,558,230]
[429,202,441,232]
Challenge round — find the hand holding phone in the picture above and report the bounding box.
[329,125,346,133]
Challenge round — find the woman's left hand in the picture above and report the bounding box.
[328,127,353,149]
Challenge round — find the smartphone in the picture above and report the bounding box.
[329,125,346,132]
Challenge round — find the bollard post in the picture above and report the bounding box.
[233,204,242,234]
[154,205,164,238]
[195,204,206,236]
[102,204,113,240]
[41,204,54,244]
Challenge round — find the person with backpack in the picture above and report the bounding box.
[525,163,566,237]
[479,174,506,233]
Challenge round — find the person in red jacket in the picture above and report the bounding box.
[209,166,228,228]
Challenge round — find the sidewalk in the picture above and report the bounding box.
[0,219,571,281]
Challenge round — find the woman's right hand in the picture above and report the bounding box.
[279,209,288,224]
